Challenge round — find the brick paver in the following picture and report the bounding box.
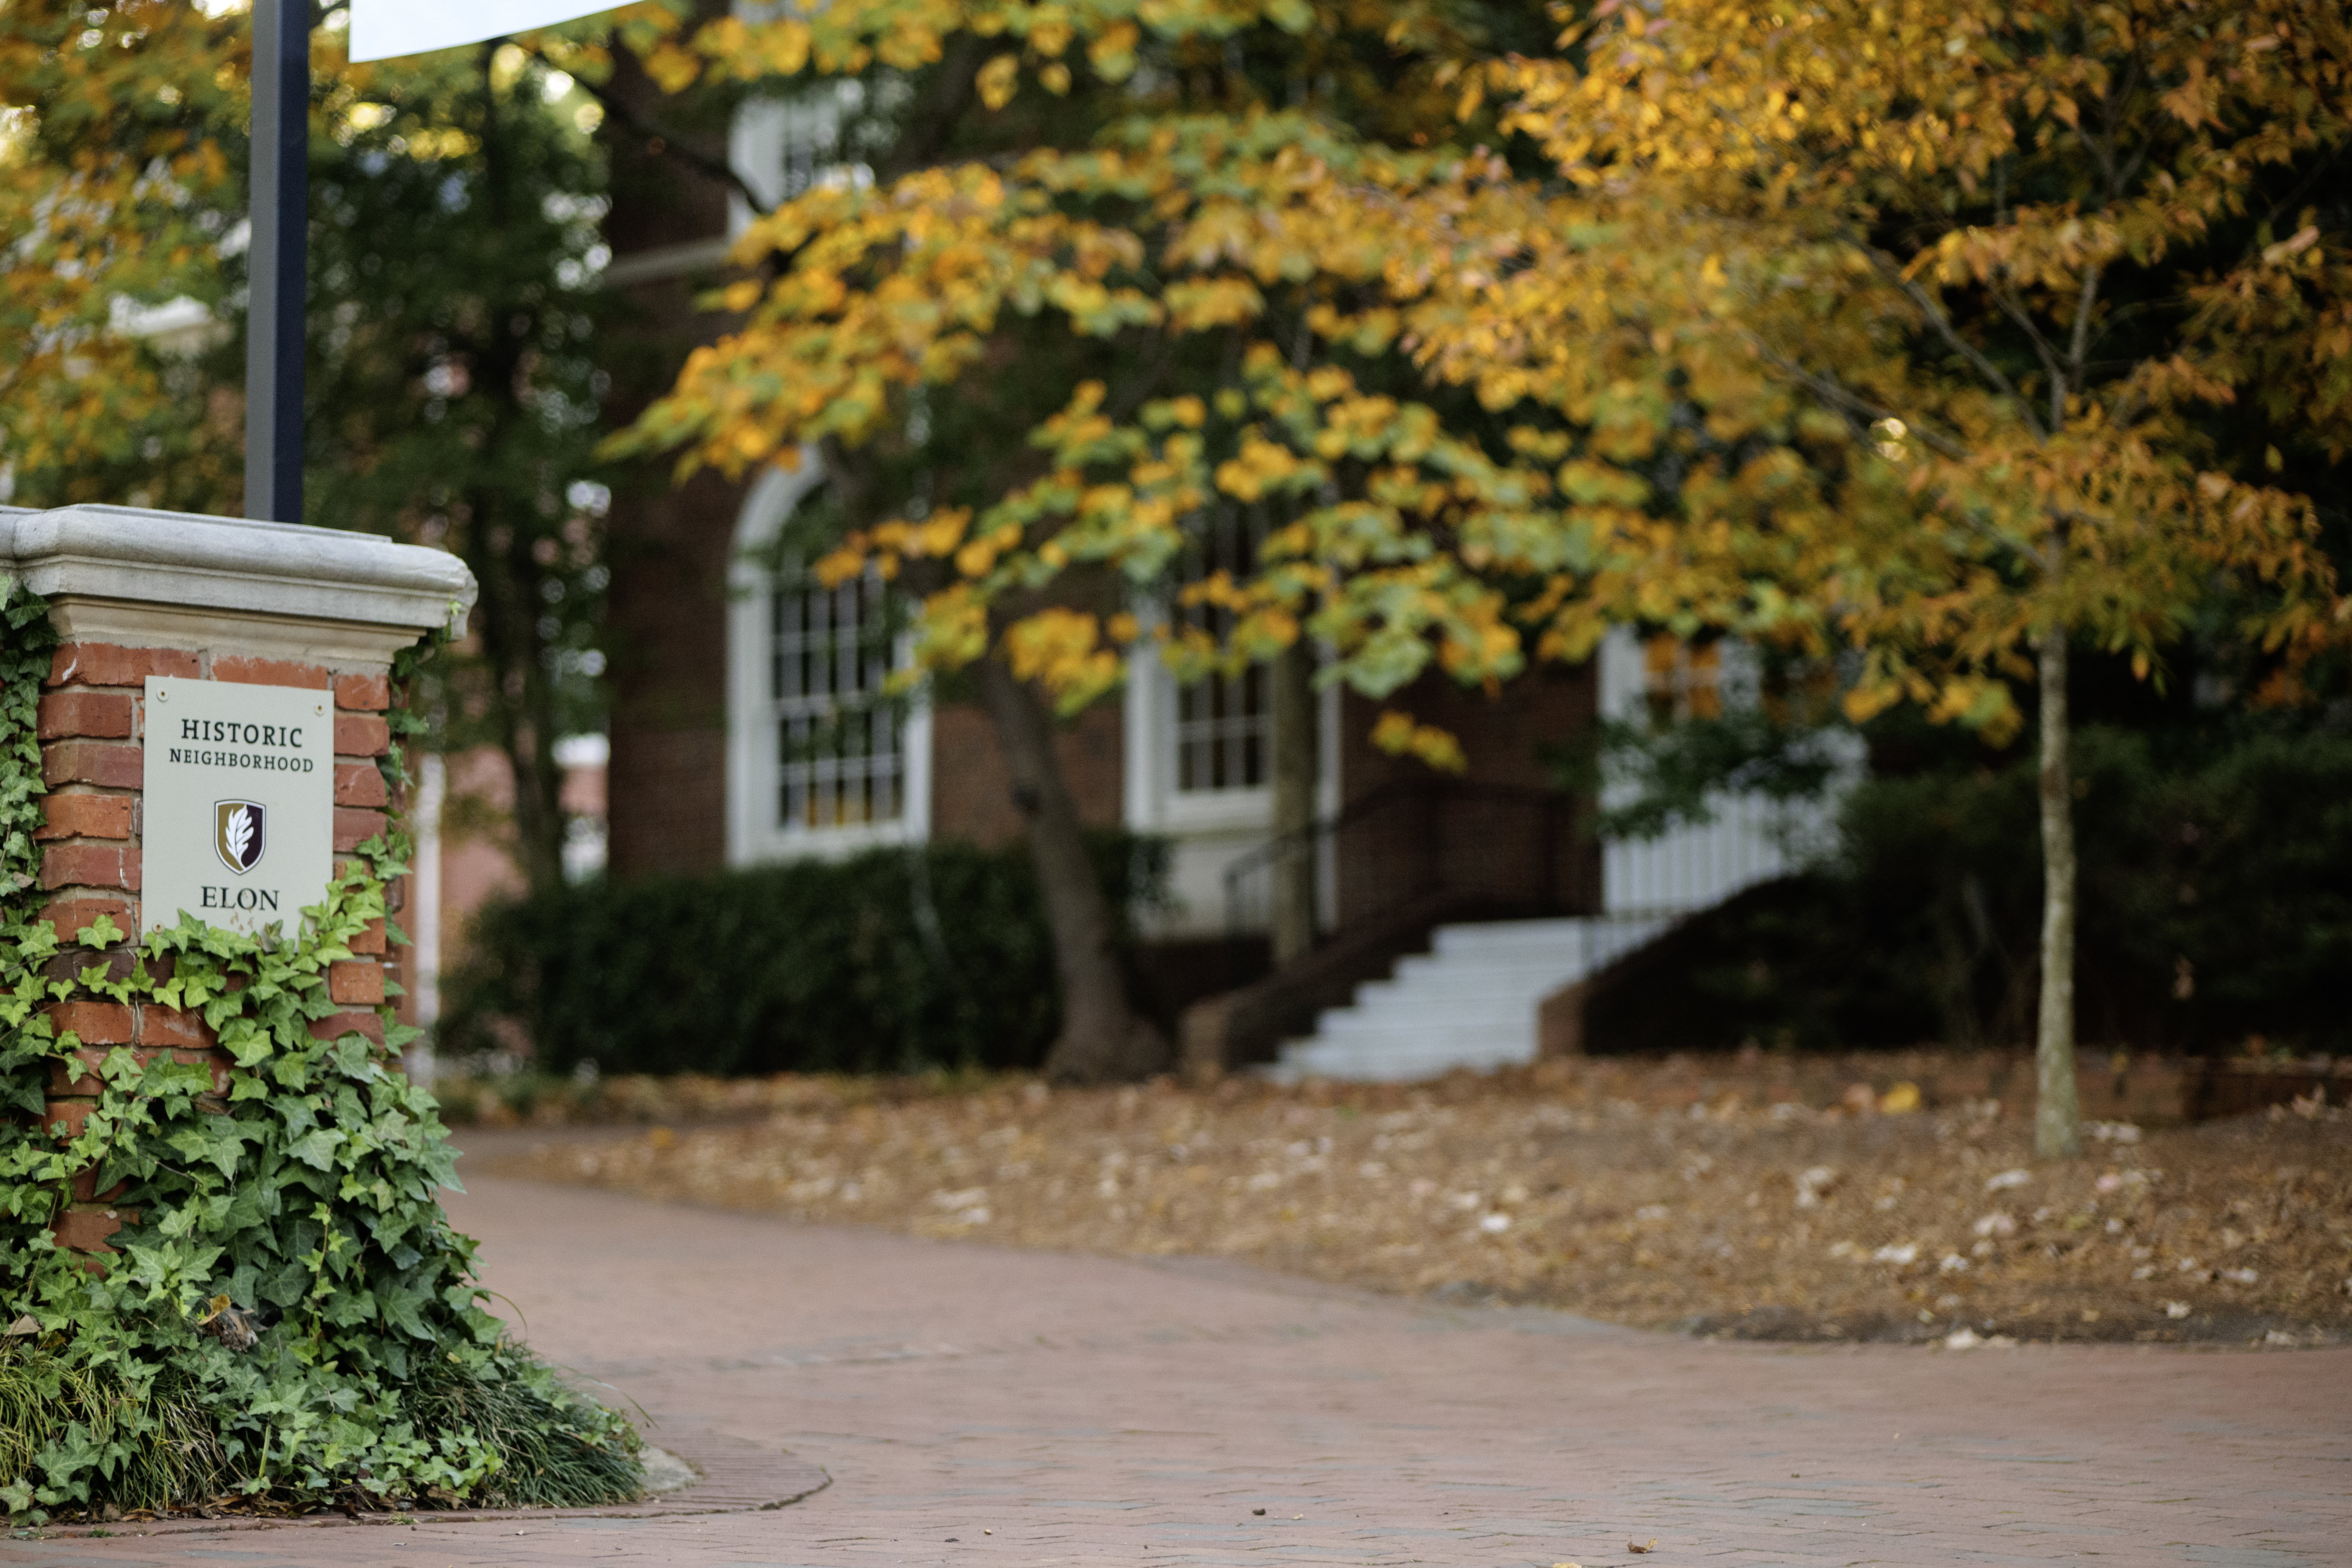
[12,1147,2346,1567]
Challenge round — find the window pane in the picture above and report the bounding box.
[1172,512,1272,792]
[771,568,906,830]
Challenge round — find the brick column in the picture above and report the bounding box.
[3,505,475,1259]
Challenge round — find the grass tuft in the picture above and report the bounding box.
[0,1341,642,1519]
[409,1357,645,1510]
[0,1345,228,1514]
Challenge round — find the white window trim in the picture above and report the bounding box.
[1123,635,1343,829]
[1123,635,1343,935]
[1122,632,1271,835]
[726,460,932,866]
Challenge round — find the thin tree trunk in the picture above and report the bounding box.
[467,44,567,898]
[1268,640,1317,966]
[976,655,1165,1082]
[470,538,564,893]
[494,521,567,894]
[2034,623,2082,1159]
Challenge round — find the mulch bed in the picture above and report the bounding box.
[480,1054,2352,1348]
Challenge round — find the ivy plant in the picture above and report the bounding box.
[0,590,640,1521]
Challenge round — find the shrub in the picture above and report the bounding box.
[441,834,1168,1077]
[1583,722,2352,1055]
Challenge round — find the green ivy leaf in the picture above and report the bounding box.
[286,1130,344,1172]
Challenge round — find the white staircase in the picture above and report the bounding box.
[1267,916,1671,1083]
[1255,630,1867,1085]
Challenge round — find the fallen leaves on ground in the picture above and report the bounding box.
[487,1058,2352,1346]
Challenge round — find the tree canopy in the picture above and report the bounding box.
[614,0,2349,1118]
[618,0,2346,733]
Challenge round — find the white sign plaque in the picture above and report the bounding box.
[348,0,620,63]
[140,678,336,937]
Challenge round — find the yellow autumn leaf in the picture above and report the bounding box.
[1370,710,1467,773]
[976,54,1020,110]
[643,42,701,94]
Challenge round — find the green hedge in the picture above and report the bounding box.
[442,835,1167,1077]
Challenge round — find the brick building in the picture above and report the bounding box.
[585,72,1815,1076]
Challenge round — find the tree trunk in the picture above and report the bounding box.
[976,655,1165,1082]
[465,45,568,899]
[475,521,567,896]
[1268,640,1317,966]
[2034,623,2082,1159]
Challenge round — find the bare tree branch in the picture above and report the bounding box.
[1988,278,2068,411]
[521,42,776,218]
[2065,261,2104,400]
[876,33,989,183]
[1750,341,1970,460]
[1861,248,2050,439]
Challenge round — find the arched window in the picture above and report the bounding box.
[726,461,931,864]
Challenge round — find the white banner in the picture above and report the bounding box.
[348,0,620,63]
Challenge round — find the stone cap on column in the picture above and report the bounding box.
[0,505,476,666]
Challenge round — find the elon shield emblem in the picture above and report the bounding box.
[214,801,266,875]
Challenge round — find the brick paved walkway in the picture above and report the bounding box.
[10,1148,2346,1567]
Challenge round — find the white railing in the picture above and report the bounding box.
[1596,627,1857,916]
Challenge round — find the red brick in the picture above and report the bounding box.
[335,672,391,711]
[43,1099,100,1139]
[170,1047,234,1096]
[925,698,1128,851]
[42,741,142,789]
[43,1048,220,1097]
[335,762,389,807]
[43,945,136,987]
[46,643,199,688]
[46,1000,135,1045]
[335,713,392,757]
[35,793,132,842]
[38,897,135,942]
[309,1010,385,1046]
[212,656,331,690]
[334,807,388,850]
[328,960,385,1005]
[37,690,134,741]
[39,842,137,891]
[47,1047,123,1095]
[349,917,388,956]
[50,1208,123,1253]
[70,1167,127,1204]
[139,1005,217,1049]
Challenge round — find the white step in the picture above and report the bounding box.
[1264,915,1670,1084]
